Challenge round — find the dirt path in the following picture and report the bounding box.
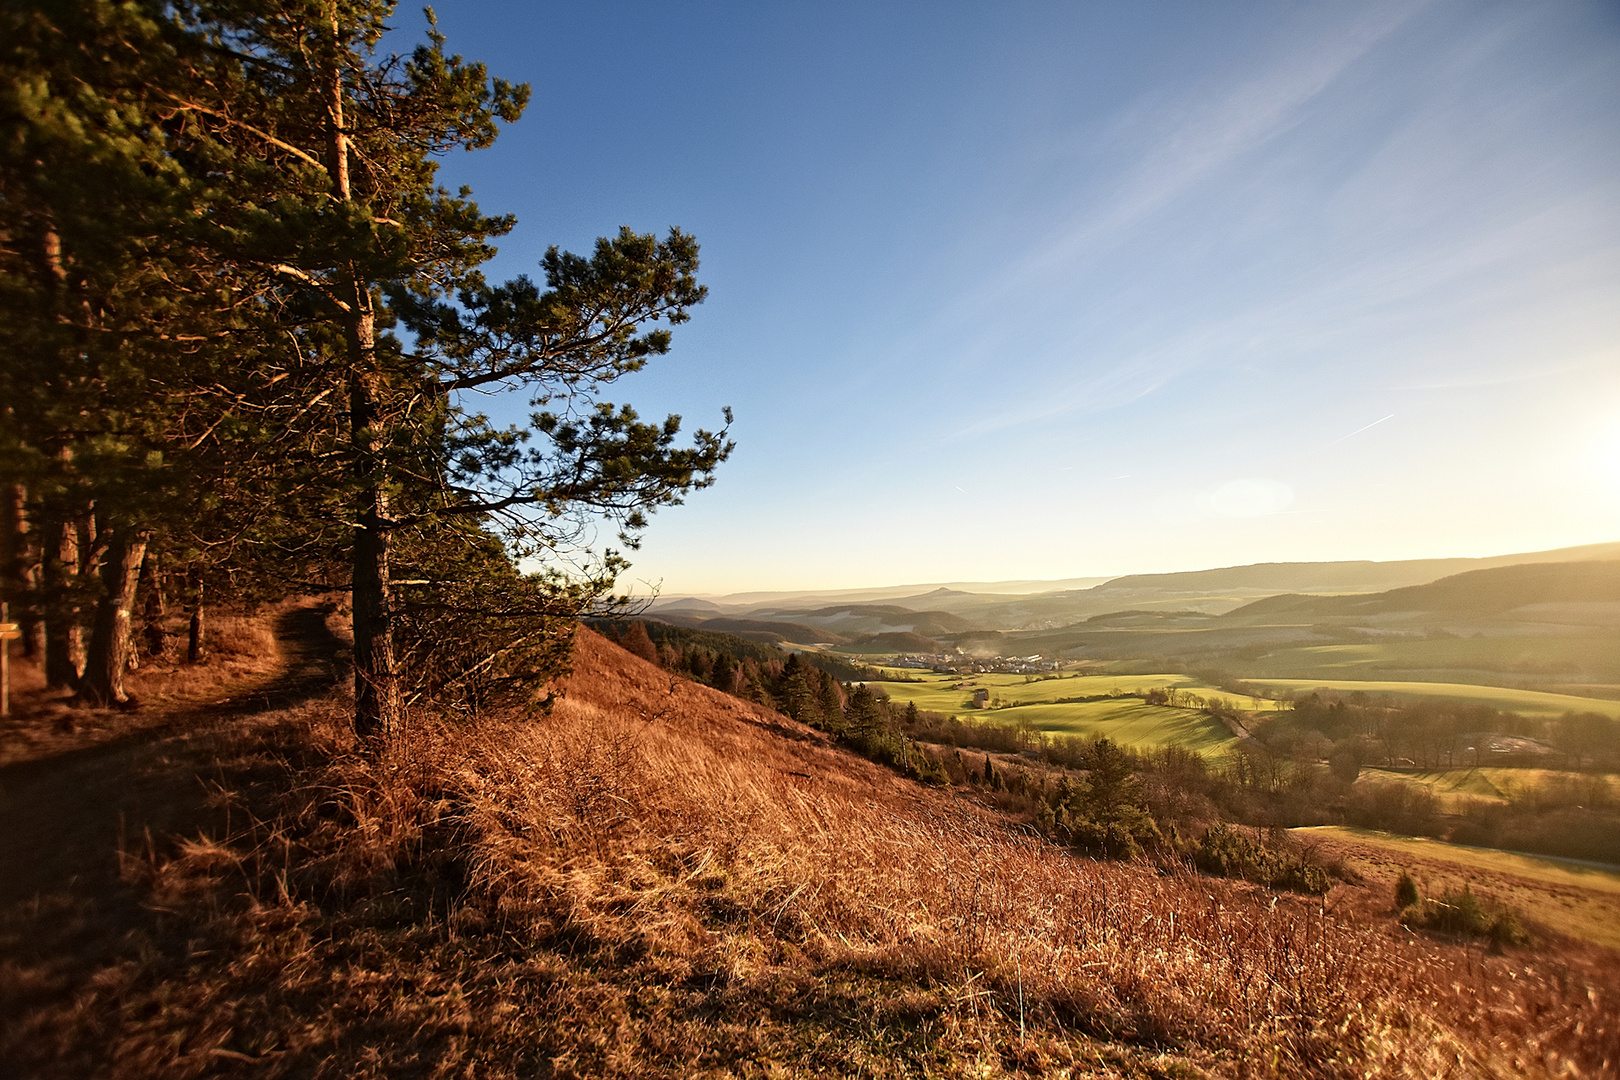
[0,606,341,1072]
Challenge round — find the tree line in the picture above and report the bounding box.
[1,1,730,737]
[1261,692,1620,774]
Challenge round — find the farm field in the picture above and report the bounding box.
[868,669,1283,711]
[1239,633,1620,687]
[1245,677,1620,719]
[1294,825,1620,949]
[995,700,1237,753]
[868,671,1240,753]
[1357,767,1620,807]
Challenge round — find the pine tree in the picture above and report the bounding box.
[816,670,845,724]
[21,1,736,736]
[711,651,736,694]
[1066,738,1161,858]
[845,683,884,745]
[616,622,659,665]
[0,1,287,703]
[777,653,818,725]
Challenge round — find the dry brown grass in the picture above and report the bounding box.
[4,624,1616,1078]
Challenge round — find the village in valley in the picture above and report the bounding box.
[881,651,1061,676]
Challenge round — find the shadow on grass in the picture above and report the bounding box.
[0,602,348,1075]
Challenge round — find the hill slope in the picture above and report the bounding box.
[3,622,1614,1077]
[1227,559,1620,620]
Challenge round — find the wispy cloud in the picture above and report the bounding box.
[1329,414,1395,444]
[996,1,1425,290]
[917,2,1433,437]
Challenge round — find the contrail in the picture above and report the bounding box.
[1330,413,1394,444]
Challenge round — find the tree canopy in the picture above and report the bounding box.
[1,0,732,734]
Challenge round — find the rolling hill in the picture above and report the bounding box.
[644,613,855,646]
[964,557,1620,690]
[1224,559,1620,621]
[733,603,976,638]
[651,541,1620,636]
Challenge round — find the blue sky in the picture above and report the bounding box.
[420,0,1620,595]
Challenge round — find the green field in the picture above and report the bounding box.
[1242,633,1620,687]
[1357,767,1620,807]
[1294,825,1620,949]
[870,670,1282,710]
[1245,677,1620,719]
[867,671,1240,754]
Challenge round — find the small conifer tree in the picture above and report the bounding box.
[711,651,736,693]
[1395,871,1420,910]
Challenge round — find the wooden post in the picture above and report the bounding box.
[1,602,20,718]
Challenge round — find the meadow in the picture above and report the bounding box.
[868,671,1242,753]
[1244,676,1620,719]
[1357,767,1620,808]
[1237,632,1620,688]
[1294,825,1620,950]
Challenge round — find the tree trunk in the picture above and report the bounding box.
[187,573,206,663]
[42,513,83,687]
[351,476,400,741]
[324,28,401,744]
[79,526,149,706]
[348,325,400,739]
[1,481,42,657]
[140,551,167,662]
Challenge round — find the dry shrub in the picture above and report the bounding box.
[15,627,1616,1079]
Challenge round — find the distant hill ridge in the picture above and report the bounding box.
[1085,540,1620,597]
[648,540,1620,635]
[1226,559,1620,620]
[646,614,856,646]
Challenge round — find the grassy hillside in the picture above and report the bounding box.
[979,699,1236,752]
[1359,766,1620,803]
[4,620,1617,1077]
[1294,826,1620,949]
[1246,678,1620,719]
[1229,560,1620,620]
